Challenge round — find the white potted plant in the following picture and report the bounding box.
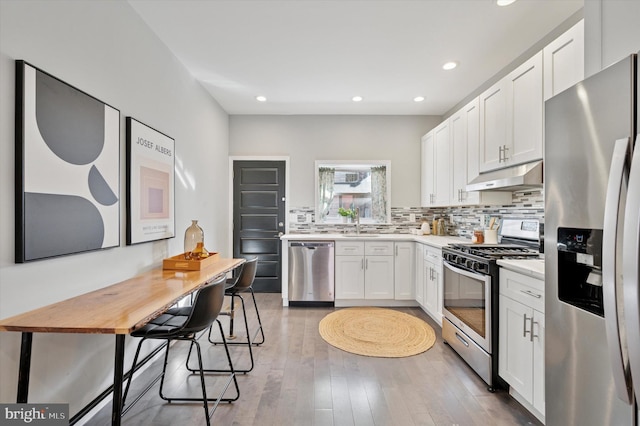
[338,207,354,223]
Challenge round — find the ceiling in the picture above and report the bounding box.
[128,0,583,116]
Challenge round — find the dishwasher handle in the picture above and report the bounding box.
[289,241,334,248]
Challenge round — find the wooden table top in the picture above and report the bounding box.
[0,257,245,335]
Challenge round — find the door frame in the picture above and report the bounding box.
[228,156,290,260]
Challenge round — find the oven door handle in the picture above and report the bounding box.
[443,260,489,282]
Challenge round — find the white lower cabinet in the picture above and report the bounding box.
[335,255,365,299]
[394,242,415,300]
[335,240,394,300]
[415,244,443,323]
[415,243,425,306]
[499,268,545,422]
[424,247,442,322]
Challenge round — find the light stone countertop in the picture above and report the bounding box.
[497,258,545,281]
[280,233,469,249]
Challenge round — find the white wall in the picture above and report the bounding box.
[0,0,229,415]
[229,115,440,208]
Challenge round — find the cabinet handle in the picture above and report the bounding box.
[503,145,509,161]
[520,289,542,299]
[523,314,531,337]
[531,318,538,342]
[499,145,504,163]
[361,259,364,270]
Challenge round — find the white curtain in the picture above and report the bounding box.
[371,166,387,222]
[318,167,335,221]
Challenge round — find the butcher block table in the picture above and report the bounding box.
[0,256,245,426]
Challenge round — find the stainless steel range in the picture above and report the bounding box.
[441,218,540,391]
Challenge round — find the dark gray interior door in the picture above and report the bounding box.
[233,160,286,293]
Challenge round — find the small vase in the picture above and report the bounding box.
[184,220,204,259]
[191,241,210,260]
[342,216,348,223]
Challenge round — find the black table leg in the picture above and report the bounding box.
[111,334,125,426]
[17,332,33,403]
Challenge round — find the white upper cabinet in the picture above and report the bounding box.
[506,51,544,167]
[421,120,450,207]
[479,51,543,172]
[450,107,467,205]
[479,79,507,172]
[421,132,435,207]
[544,20,585,101]
[452,98,511,205]
[433,121,451,206]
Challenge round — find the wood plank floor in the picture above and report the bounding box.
[90,294,542,425]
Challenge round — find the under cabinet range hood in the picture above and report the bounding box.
[465,160,543,191]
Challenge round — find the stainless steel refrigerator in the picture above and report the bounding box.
[545,52,639,425]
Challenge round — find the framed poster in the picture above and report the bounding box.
[126,117,175,245]
[15,60,120,263]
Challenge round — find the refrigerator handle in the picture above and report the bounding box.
[603,137,633,404]
[623,133,640,400]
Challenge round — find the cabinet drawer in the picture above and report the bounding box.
[500,268,544,312]
[335,241,364,256]
[364,241,394,256]
[424,246,442,263]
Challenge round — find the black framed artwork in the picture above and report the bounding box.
[126,117,175,245]
[15,60,120,263]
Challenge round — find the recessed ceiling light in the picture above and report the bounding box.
[497,0,517,6]
[442,62,458,71]
[255,95,267,102]
[352,96,363,102]
[414,96,425,102]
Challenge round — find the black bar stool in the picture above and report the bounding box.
[207,257,264,374]
[122,274,239,426]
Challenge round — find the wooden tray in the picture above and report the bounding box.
[163,252,220,271]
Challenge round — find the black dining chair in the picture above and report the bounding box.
[207,257,264,374]
[122,274,239,425]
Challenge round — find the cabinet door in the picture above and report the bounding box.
[335,255,365,299]
[394,242,415,300]
[415,244,425,306]
[479,80,507,172]
[450,109,467,205]
[424,259,438,318]
[421,132,435,206]
[433,121,451,206]
[499,295,533,402]
[533,309,545,415]
[365,256,394,299]
[544,20,584,101]
[505,51,543,166]
[463,98,481,204]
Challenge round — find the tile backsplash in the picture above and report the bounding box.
[288,189,544,239]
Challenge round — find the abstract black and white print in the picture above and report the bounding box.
[16,61,120,262]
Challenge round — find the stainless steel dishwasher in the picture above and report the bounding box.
[288,241,334,306]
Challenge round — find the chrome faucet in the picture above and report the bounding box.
[355,207,360,234]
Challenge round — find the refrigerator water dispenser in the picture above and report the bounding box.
[557,227,604,316]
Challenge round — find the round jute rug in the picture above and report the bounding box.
[318,307,436,358]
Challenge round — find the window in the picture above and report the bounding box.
[315,160,390,224]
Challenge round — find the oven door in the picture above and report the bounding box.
[442,260,492,353]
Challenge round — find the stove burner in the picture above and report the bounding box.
[447,243,538,259]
